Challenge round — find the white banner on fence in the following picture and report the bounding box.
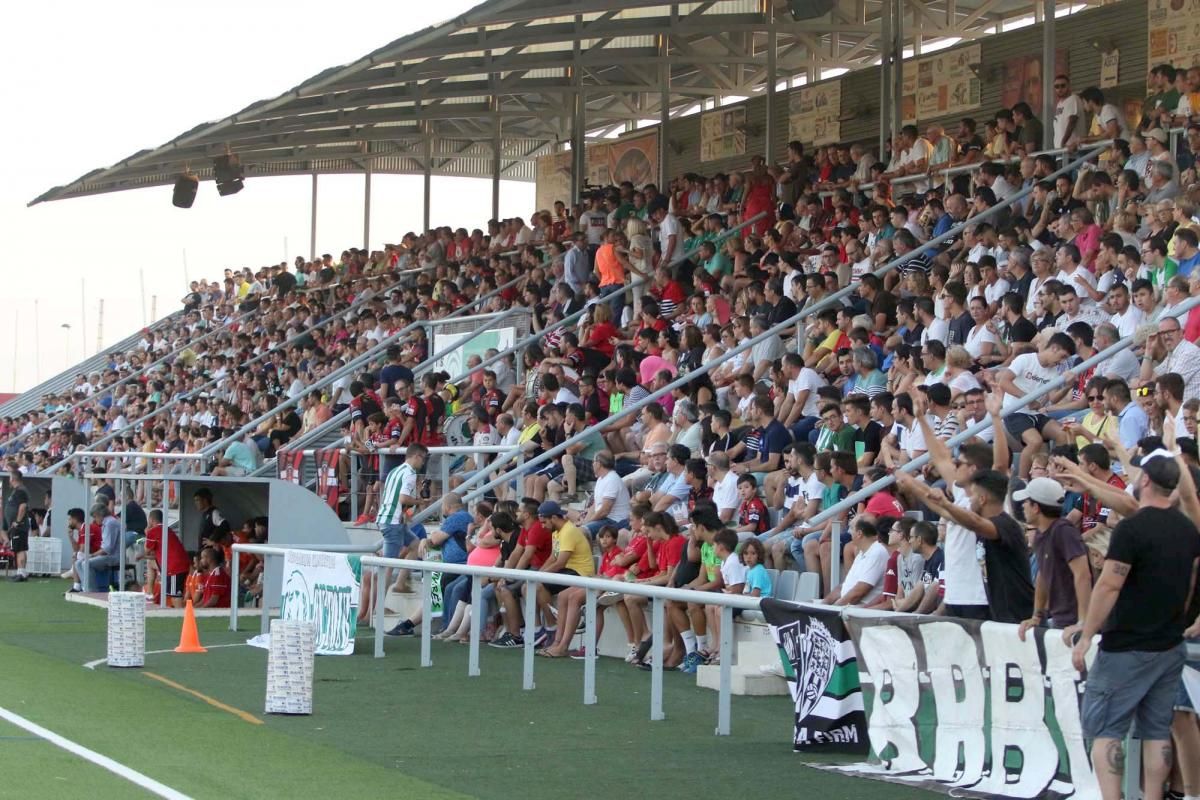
[828,614,1100,798]
[278,549,361,656]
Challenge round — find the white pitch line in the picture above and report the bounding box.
[0,705,193,800]
[83,642,247,670]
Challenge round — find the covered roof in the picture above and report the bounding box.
[31,0,1093,205]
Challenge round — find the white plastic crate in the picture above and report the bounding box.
[25,537,63,576]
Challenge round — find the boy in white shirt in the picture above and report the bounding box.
[703,528,747,666]
[824,518,889,606]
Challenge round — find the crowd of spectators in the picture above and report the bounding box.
[5,59,1200,799]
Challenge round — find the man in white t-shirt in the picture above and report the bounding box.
[883,125,932,195]
[580,451,631,538]
[707,452,740,524]
[1055,244,1098,305]
[995,332,1076,478]
[763,444,824,569]
[649,198,680,266]
[1051,75,1083,148]
[825,518,889,606]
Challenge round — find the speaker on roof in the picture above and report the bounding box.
[213,154,245,196]
[787,0,836,20]
[172,173,198,208]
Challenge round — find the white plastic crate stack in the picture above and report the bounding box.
[106,591,146,668]
[25,537,63,576]
[264,619,315,715]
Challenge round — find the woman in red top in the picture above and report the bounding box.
[741,156,776,236]
[582,303,619,360]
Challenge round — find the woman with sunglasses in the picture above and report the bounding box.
[1066,377,1114,450]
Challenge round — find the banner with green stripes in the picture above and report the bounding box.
[762,598,868,753]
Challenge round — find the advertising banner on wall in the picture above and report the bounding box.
[534,151,573,214]
[901,44,981,125]
[700,106,747,162]
[788,81,842,147]
[998,50,1070,112]
[1148,0,1200,69]
[761,599,868,753]
[827,613,1100,798]
[587,130,659,188]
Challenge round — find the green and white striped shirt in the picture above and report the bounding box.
[376,463,417,526]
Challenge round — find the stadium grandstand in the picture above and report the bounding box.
[3,1,1200,798]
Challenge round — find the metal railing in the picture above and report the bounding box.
[361,554,758,735]
[46,272,412,474]
[419,144,1109,525]
[818,140,1112,199]
[445,211,768,391]
[806,290,1200,534]
[0,307,260,455]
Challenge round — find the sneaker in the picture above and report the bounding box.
[697,650,713,665]
[678,651,702,674]
[624,644,639,663]
[636,656,654,671]
[354,513,371,525]
[67,586,82,594]
[597,591,622,607]
[488,633,523,648]
[385,621,415,637]
[568,648,588,660]
[9,574,28,583]
[533,628,552,648]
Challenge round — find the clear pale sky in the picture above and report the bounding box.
[0,0,533,393]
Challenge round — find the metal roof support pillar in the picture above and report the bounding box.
[765,8,777,162]
[879,0,891,159]
[309,172,318,261]
[890,0,904,150]
[570,14,588,205]
[659,25,671,188]
[1041,0,1055,150]
[423,118,432,232]
[363,162,372,250]
[492,110,502,222]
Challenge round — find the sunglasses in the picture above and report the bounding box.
[1135,386,1155,397]
[1087,395,1104,401]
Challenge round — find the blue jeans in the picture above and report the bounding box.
[82,553,120,591]
[790,416,818,443]
[380,522,416,558]
[584,517,628,539]
[439,575,472,632]
[600,283,625,319]
[788,530,823,568]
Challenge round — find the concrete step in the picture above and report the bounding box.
[696,664,789,696]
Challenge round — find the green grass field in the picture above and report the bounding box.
[0,578,939,799]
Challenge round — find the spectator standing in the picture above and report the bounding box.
[2,469,30,581]
[1072,452,1200,800]
[1014,478,1091,640]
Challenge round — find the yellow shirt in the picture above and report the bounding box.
[1076,410,1113,450]
[552,522,595,577]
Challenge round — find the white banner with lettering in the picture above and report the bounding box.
[278,549,361,656]
[825,613,1100,798]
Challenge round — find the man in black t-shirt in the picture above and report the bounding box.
[2,470,31,581]
[1073,452,1200,799]
[902,469,1033,623]
[845,396,882,468]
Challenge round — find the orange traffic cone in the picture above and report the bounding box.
[174,599,207,654]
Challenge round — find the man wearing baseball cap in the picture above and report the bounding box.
[1072,450,1200,799]
[1013,477,1090,642]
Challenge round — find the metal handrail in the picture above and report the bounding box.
[445,211,768,388]
[0,307,261,454]
[420,143,1109,521]
[46,272,409,474]
[805,289,1200,530]
[192,305,526,463]
[819,139,1113,198]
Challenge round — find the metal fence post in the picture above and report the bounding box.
[230,548,240,631]
[468,578,482,677]
[716,604,734,736]
[374,565,386,658]
[583,588,597,705]
[159,475,169,609]
[350,455,359,522]
[523,584,537,690]
[260,558,271,635]
[830,521,842,594]
[651,598,665,721]
[421,570,433,667]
